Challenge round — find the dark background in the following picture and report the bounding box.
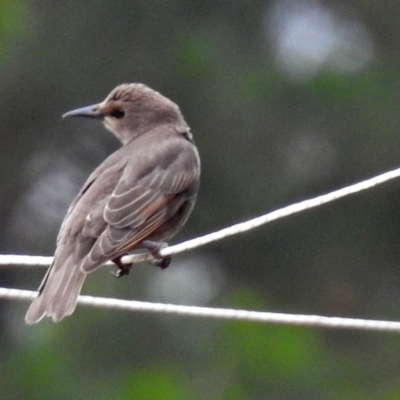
[1,1,400,399]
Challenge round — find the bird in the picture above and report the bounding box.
[25,83,200,324]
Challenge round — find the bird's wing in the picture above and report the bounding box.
[82,135,199,270]
[56,150,127,245]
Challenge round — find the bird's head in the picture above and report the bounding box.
[63,83,187,144]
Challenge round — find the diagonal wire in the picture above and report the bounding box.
[2,165,400,267]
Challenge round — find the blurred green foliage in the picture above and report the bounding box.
[0,0,25,36]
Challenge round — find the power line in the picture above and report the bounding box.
[2,166,400,331]
[3,165,400,267]
[1,287,400,332]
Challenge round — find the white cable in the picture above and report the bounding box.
[0,164,400,266]
[2,167,400,331]
[152,165,400,262]
[2,166,400,267]
[0,255,53,266]
[1,287,399,332]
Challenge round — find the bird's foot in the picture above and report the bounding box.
[142,240,171,269]
[112,255,132,277]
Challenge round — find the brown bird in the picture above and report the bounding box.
[25,83,200,324]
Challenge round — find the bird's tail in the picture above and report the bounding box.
[25,255,86,324]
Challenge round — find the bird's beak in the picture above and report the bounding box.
[62,104,103,119]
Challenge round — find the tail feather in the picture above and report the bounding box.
[25,256,86,324]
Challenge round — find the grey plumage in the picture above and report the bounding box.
[25,84,200,324]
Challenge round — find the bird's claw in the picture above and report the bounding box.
[142,240,171,269]
[112,256,132,278]
[151,255,171,269]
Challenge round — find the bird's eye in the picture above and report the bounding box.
[110,108,125,119]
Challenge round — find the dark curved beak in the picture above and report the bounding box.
[62,104,103,119]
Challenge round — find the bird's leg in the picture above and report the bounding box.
[142,240,171,269]
[112,254,133,277]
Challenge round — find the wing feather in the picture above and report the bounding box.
[81,134,199,272]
